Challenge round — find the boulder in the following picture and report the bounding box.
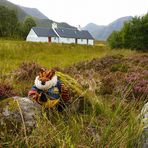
[0,97,42,132]
[0,96,85,132]
[139,102,148,147]
[141,102,148,128]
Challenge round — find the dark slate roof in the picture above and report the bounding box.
[55,28,94,39]
[32,27,58,37]
[32,27,94,39]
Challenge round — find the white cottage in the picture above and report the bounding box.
[26,23,94,45]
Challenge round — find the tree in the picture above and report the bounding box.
[121,22,132,48]
[107,31,123,49]
[107,13,148,51]
[22,17,36,39]
[141,14,148,49]
[0,6,19,37]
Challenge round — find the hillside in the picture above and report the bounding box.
[84,16,133,40]
[20,6,49,19]
[0,0,27,21]
[0,0,75,29]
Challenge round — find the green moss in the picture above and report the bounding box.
[0,98,18,112]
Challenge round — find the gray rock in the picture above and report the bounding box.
[141,102,148,128]
[0,96,83,133]
[139,102,148,148]
[140,127,148,148]
[0,97,42,131]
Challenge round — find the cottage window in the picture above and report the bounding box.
[81,39,83,42]
[67,38,69,41]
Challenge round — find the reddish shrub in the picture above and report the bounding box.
[64,54,148,100]
[125,71,148,100]
[0,83,16,99]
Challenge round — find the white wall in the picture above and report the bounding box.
[88,39,94,45]
[26,29,48,42]
[77,39,87,45]
[51,37,59,43]
[26,29,38,42]
[59,37,75,44]
[27,36,48,42]
[37,37,48,42]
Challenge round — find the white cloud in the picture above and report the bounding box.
[8,0,148,26]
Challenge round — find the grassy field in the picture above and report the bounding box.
[0,40,147,147]
[0,40,136,73]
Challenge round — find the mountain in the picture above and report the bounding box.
[20,6,49,19]
[84,23,105,40]
[0,0,75,29]
[84,16,133,40]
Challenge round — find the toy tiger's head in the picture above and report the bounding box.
[35,68,58,90]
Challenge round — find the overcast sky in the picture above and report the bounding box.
[9,0,148,27]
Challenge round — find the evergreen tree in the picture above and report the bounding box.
[107,31,123,48]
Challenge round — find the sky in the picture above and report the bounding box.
[9,0,148,27]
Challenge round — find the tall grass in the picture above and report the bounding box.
[0,40,136,74]
[0,94,143,147]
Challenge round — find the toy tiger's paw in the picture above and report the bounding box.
[28,90,40,102]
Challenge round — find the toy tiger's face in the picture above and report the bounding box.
[35,68,58,90]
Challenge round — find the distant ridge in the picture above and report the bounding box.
[20,6,49,19]
[84,16,133,40]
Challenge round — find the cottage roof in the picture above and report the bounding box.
[32,27,58,37]
[32,27,94,39]
[55,28,94,39]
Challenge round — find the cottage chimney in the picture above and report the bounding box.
[77,25,82,31]
[52,22,58,29]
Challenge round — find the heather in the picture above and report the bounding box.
[65,54,148,100]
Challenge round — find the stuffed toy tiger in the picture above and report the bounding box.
[28,68,70,110]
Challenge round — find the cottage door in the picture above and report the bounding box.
[48,37,51,42]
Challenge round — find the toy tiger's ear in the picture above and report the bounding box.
[46,69,55,79]
[39,68,46,77]
[40,68,46,73]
